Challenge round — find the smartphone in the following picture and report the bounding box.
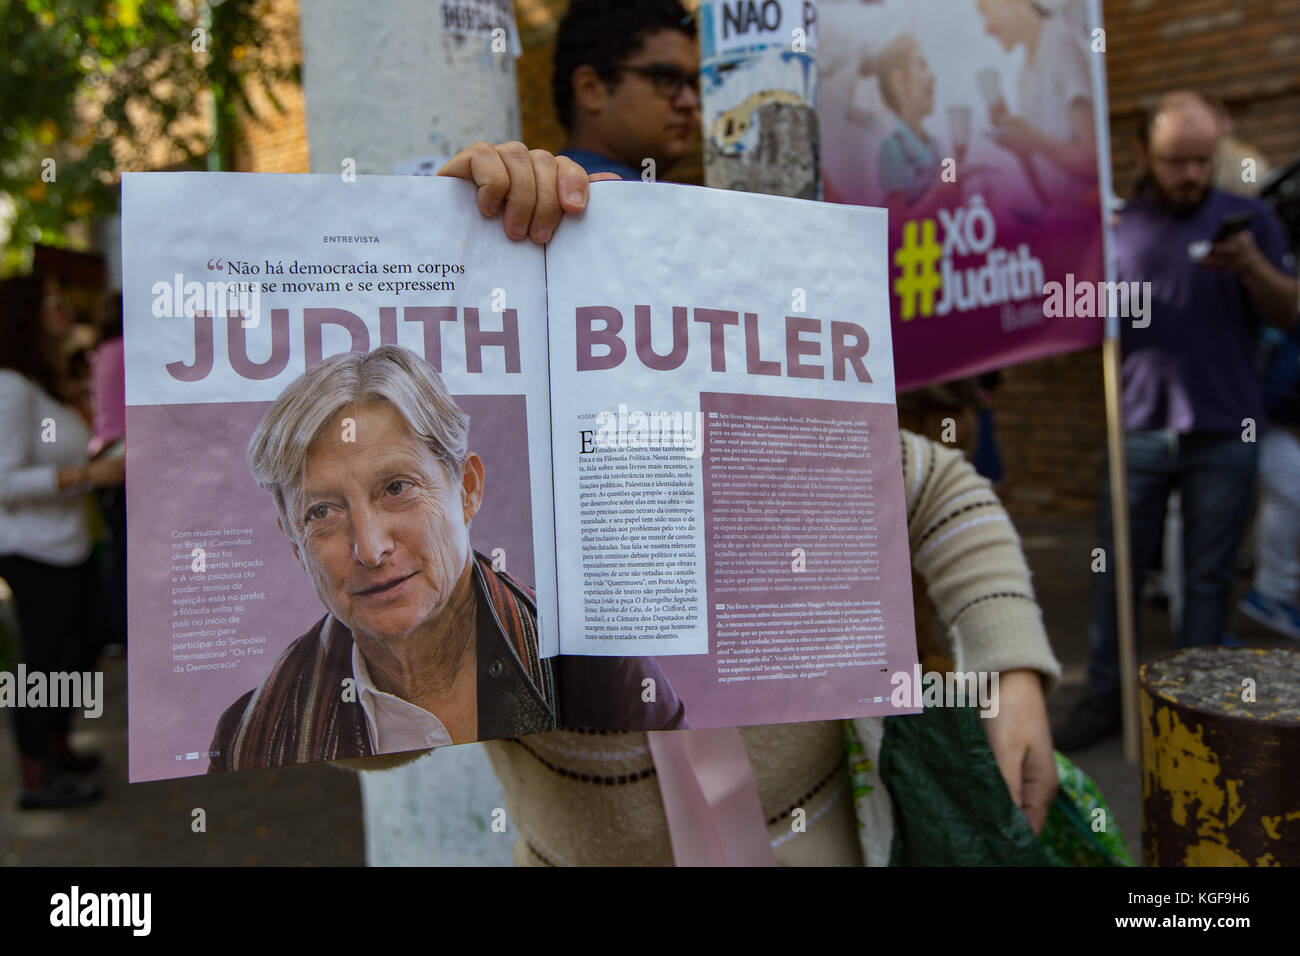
[1211,210,1254,243]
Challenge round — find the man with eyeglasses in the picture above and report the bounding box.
[1055,90,1298,752]
[553,0,701,182]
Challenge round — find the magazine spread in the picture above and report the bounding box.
[121,173,918,782]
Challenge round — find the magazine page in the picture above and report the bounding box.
[122,173,559,781]
[544,180,920,730]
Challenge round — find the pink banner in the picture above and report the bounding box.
[819,0,1108,388]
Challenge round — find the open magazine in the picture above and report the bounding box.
[121,173,919,781]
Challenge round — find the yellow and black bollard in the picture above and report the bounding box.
[1140,646,1300,866]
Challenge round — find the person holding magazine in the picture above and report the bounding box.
[320,134,1061,865]
[113,0,1062,862]
[0,275,124,809]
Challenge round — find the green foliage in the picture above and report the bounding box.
[0,0,300,272]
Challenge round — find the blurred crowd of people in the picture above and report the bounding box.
[0,271,127,809]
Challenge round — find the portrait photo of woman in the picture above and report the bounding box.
[208,346,557,770]
[209,345,686,772]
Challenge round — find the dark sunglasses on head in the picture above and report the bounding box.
[610,62,700,99]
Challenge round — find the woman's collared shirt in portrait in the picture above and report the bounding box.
[208,551,556,770]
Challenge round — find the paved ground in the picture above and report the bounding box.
[1,513,1291,866]
[0,655,365,866]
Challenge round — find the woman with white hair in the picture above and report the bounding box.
[863,33,945,209]
[856,33,980,223]
[209,346,558,770]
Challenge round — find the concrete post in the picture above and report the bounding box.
[698,0,821,199]
[297,0,522,866]
[299,0,521,176]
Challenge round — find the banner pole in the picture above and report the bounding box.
[1088,0,1139,764]
[1103,338,1140,764]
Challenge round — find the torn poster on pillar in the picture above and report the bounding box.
[704,0,819,58]
[439,0,522,57]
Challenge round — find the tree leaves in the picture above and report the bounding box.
[1,0,299,272]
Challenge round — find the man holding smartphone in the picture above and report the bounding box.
[1056,90,1298,751]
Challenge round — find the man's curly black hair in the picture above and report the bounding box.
[552,0,696,132]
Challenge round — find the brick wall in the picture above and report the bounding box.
[237,78,310,173]
[1104,0,1300,193]
[237,80,310,173]
[236,0,310,173]
[992,346,1109,516]
[518,38,566,154]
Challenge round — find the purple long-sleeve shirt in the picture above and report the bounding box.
[1115,188,1296,434]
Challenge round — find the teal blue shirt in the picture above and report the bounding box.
[879,118,938,204]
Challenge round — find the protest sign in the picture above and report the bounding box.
[819,0,1111,387]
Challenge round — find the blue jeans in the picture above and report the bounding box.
[1086,430,1259,702]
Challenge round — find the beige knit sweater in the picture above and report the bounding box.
[479,429,1061,866]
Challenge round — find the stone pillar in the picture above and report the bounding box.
[298,0,522,866]
[299,0,521,175]
[698,0,821,199]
